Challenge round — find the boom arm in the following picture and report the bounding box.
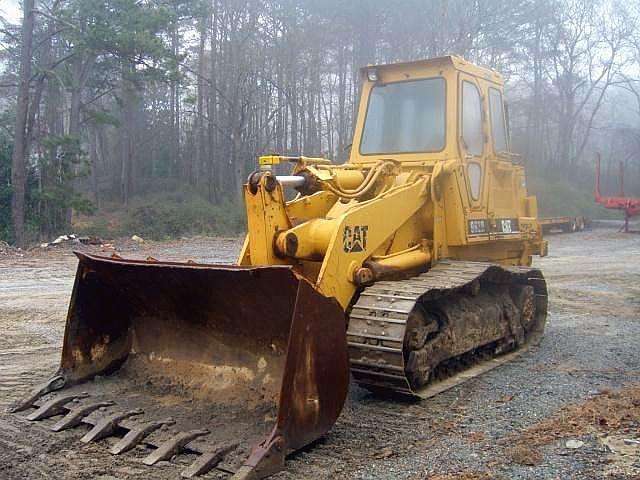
[241,164,432,309]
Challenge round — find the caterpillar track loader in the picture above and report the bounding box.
[12,56,548,479]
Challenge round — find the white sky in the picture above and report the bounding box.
[0,0,21,24]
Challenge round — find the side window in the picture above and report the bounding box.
[468,162,482,200]
[489,88,508,153]
[462,81,483,156]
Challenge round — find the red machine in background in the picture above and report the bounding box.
[595,154,640,232]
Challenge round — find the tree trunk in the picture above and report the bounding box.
[170,27,182,179]
[120,65,138,205]
[337,45,348,160]
[195,16,208,187]
[11,0,35,247]
[89,126,100,207]
[208,0,219,203]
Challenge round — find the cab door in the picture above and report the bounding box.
[486,85,521,234]
[458,73,488,215]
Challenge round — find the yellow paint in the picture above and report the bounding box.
[368,247,432,273]
[258,155,284,167]
[240,56,546,310]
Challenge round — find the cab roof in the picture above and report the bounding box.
[361,55,503,84]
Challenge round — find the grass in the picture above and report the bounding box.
[527,172,617,219]
[73,171,616,242]
[75,188,246,240]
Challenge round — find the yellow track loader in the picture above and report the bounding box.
[12,56,548,479]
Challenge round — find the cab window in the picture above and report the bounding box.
[461,81,483,156]
[468,162,482,200]
[489,88,508,153]
[360,78,446,154]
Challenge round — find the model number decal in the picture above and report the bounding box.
[343,225,368,253]
[496,218,519,234]
[468,219,488,235]
[468,218,519,236]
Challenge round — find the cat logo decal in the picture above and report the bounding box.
[343,225,368,253]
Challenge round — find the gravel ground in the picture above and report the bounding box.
[0,225,639,479]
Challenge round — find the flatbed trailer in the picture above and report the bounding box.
[539,216,587,233]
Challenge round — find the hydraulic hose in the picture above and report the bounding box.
[324,160,393,199]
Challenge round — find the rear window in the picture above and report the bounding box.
[360,78,446,154]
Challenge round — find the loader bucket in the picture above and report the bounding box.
[21,252,349,478]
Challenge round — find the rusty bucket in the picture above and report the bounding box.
[17,252,349,478]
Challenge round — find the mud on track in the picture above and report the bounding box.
[1,227,639,479]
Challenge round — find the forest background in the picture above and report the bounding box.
[1,0,638,244]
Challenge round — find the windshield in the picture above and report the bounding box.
[360,78,446,155]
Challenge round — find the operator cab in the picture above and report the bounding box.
[349,55,510,167]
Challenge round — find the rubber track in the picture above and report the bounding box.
[346,259,548,398]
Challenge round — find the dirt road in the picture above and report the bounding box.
[1,226,639,479]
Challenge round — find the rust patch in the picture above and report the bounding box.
[89,337,109,361]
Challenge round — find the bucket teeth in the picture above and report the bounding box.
[8,375,66,413]
[51,401,115,432]
[143,429,209,466]
[80,409,143,443]
[181,443,238,478]
[230,465,257,480]
[109,418,175,455]
[26,392,89,421]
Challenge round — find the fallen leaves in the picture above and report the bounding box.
[505,383,640,449]
[373,447,394,459]
[506,444,543,466]
[496,394,514,404]
[425,471,495,480]
[466,431,485,443]
[495,383,640,469]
